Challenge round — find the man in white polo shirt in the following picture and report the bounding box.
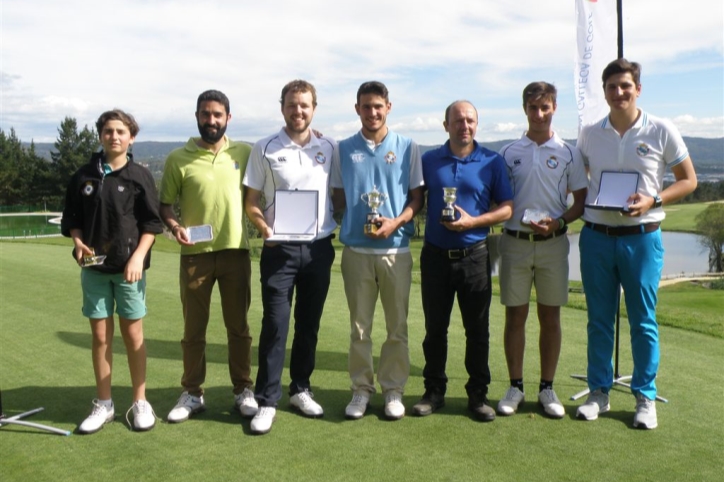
[243,79,337,435]
[576,59,697,429]
[497,82,588,419]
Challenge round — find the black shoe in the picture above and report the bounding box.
[468,392,495,422]
[412,390,445,416]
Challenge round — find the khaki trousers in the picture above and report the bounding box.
[341,247,412,395]
[179,249,252,396]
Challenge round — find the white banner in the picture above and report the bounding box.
[574,0,618,132]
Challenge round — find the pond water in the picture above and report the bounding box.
[491,231,711,281]
[0,213,62,237]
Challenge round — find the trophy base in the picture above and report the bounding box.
[441,209,456,222]
[364,223,379,234]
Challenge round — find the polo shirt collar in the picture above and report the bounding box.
[279,127,321,149]
[519,131,561,149]
[185,135,231,153]
[601,109,647,131]
[442,140,482,163]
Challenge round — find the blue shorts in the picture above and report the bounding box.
[80,269,147,320]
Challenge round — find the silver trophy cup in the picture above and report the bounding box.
[361,186,388,234]
[441,187,457,222]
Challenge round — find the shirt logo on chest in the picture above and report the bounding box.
[82,182,94,196]
[351,152,365,163]
[278,156,288,163]
[315,152,327,164]
[546,156,559,169]
[636,143,650,157]
[385,151,396,164]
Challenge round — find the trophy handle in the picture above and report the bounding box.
[360,193,368,204]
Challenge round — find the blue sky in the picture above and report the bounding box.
[2,0,722,145]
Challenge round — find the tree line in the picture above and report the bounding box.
[2,116,723,210]
[0,118,98,210]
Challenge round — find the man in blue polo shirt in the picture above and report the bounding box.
[412,100,513,421]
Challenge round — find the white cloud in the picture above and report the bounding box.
[1,0,722,144]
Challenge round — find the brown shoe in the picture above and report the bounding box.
[412,390,445,417]
[468,392,495,422]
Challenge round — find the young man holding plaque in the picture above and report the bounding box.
[331,81,424,420]
[576,59,697,429]
[496,82,588,419]
[62,109,164,433]
[243,80,337,435]
[412,100,512,421]
[160,90,258,423]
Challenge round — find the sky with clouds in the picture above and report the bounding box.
[2,0,722,145]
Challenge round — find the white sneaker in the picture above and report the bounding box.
[345,391,370,420]
[167,392,205,423]
[78,399,114,434]
[497,386,525,416]
[290,390,324,418]
[250,406,276,435]
[576,389,610,421]
[633,394,657,429]
[384,392,405,420]
[538,388,565,419]
[234,388,258,418]
[128,400,156,431]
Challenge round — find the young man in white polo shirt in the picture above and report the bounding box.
[497,82,588,419]
[244,80,337,435]
[576,59,697,429]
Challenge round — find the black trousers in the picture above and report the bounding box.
[254,236,335,407]
[420,241,492,397]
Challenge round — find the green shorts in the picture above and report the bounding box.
[80,269,147,320]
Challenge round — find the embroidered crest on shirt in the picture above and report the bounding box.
[314,152,327,164]
[351,152,365,163]
[82,182,94,196]
[636,143,650,157]
[117,186,125,192]
[546,156,559,169]
[385,151,396,164]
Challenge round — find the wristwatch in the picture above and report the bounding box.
[652,194,663,209]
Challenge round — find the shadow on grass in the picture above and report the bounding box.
[56,331,424,375]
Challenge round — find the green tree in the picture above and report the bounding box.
[48,117,99,205]
[695,203,724,273]
[0,128,23,205]
[0,129,52,207]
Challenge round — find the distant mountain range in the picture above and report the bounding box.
[24,136,724,180]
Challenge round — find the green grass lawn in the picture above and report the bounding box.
[1,240,723,481]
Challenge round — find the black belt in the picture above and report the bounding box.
[584,222,660,236]
[504,226,568,242]
[424,240,487,260]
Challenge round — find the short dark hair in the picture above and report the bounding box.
[95,109,140,137]
[197,89,230,114]
[356,81,389,104]
[522,82,557,107]
[280,80,317,107]
[601,58,641,87]
[444,100,478,123]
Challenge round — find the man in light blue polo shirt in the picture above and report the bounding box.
[331,81,424,421]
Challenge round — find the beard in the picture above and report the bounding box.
[197,122,227,144]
